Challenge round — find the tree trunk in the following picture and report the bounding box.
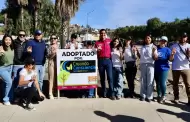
[34,9,38,31]
[21,7,24,29]
[60,18,68,49]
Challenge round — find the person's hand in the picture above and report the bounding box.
[119,47,123,53]
[0,46,5,55]
[152,47,157,54]
[97,45,102,51]
[171,48,177,55]
[132,46,137,53]
[66,44,70,49]
[39,92,45,98]
[74,43,78,49]
[31,75,36,81]
[27,46,32,53]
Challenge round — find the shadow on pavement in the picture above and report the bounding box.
[157,109,190,122]
[94,111,145,122]
[163,102,190,112]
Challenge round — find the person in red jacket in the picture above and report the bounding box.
[95,29,115,100]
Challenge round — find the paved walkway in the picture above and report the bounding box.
[0,98,190,122]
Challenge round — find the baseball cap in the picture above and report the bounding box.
[24,56,35,65]
[182,32,188,37]
[160,36,168,41]
[71,33,77,39]
[34,30,42,35]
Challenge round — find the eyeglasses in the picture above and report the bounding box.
[19,34,25,37]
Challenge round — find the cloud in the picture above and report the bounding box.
[104,0,190,28]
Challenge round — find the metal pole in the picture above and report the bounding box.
[86,10,94,40]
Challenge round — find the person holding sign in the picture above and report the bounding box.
[0,34,14,105]
[171,32,190,105]
[95,29,114,100]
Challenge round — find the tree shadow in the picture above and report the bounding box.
[94,111,145,122]
[157,109,190,122]
[163,101,190,112]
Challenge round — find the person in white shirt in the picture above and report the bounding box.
[65,34,81,49]
[17,57,45,110]
[137,33,158,102]
[123,36,138,98]
[110,38,124,100]
[171,32,190,105]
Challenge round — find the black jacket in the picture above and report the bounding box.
[13,38,27,65]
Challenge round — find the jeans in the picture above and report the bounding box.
[98,59,114,97]
[154,70,169,97]
[35,65,45,90]
[125,61,137,95]
[113,67,124,97]
[140,63,154,99]
[13,65,24,89]
[172,70,190,100]
[0,65,13,102]
[88,88,95,97]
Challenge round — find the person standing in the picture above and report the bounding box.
[95,29,114,100]
[47,35,58,99]
[138,33,158,102]
[110,38,124,100]
[123,36,138,98]
[13,30,27,88]
[154,36,176,103]
[65,34,82,49]
[171,32,190,105]
[25,30,47,90]
[0,34,14,105]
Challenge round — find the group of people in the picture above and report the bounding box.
[0,28,190,111]
[95,29,190,105]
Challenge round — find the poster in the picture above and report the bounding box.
[57,49,98,90]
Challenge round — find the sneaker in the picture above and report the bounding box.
[116,96,121,100]
[157,97,161,103]
[140,97,145,101]
[49,94,54,100]
[4,101,11,106]
[160,96,166,104]
[146,99,151,103]
[110,96,116,100]
[173,99,179,104]
[25,104,36,111]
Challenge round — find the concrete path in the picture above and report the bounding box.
[0,98,190,122]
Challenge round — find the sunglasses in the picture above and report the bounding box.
[51,38,57,40]
[19,34,25,37]
[35,34,41,36]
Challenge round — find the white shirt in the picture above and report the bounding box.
[171,43,190,70]
[111,48,122,67]
[19,68,37,88]
[140,43,157,64]
[123,46,136,62]
[65,42,82,49]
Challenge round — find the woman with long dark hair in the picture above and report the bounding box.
[0,34,14,105]
[110,38,124,100]
[138,33,158,102]
[123,36,138,98]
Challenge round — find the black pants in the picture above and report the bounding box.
[16,86,43,104]
[125,61,137,95]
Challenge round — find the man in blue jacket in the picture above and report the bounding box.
[25,30,47,90]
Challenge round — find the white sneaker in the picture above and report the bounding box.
[49,94,54,100]
[25,104,36,111]
[4,101,11,106]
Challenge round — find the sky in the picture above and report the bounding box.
[1,0,190,29]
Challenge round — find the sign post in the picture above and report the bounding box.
[56,49,98,98]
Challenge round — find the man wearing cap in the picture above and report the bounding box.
[171,32,190,105]
[95,29,114,100]
[24,30,47,90]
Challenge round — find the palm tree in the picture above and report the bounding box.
[8,0,28,29]
[55,0,85,48]
[28,0,41,30]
